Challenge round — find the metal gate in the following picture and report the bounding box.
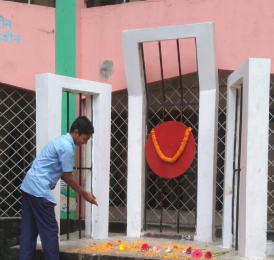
[0,84,36,217]
[109,72,230,232]
[144,73,199,233]
[109,92,128,223]
[268,77,274,231]
[2,76,274,236]
[109,73,274,235]
[143,71,230,233]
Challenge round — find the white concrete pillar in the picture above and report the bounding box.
[91,88,112,239]
[36,73,111,239]
[85,96,92,238]
[122,22,218,241]
[222,83,237,249]
[127,95,147,237]
[195,26,219,243]
[36,74,63,234]
[222,59,271,259]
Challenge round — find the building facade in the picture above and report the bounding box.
[1,0,274,257]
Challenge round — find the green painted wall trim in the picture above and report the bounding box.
[56,0,77,219]
[56,0,76,77]
[56,0,76,134]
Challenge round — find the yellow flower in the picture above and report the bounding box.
[119,244,127,251]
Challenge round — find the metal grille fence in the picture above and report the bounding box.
[268,76,274,230]
[215,71,230,227]
[145,74,199,231]
[108,71,237,232]
[0,85,36,217]
[109,92,128,222]
[1,75,274,234]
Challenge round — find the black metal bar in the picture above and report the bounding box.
[144,165,148,231]
[90,97,93,198]
[160,178,163,233]
[194,173,198,226]
[177,39,185,122]
[235,85,243,250]
[158,41,166,233]
[232,89,239,243]
[176,39,184,233]
[176,176,182,233]
[140,42,149,231]
[66,92,70,240]
[79,93,82,239]
[140,43,149,105]
[194,38,200,227]
[158,41,166,121]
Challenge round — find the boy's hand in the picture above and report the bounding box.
[84,191,98,206]
[62,172,98,206]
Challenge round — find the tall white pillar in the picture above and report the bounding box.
[122,22,219,241]
[222,59,271,259]
[36,73,111,239]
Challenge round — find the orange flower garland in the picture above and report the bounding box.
[150,127,192,163]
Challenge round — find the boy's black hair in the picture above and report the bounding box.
[70,116,94,136]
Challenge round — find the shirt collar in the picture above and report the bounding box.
[65,133,75,148]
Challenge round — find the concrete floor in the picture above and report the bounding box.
[11,231,274,259]
[30,231,271,260]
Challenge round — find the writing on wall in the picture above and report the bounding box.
[0,16,23,44]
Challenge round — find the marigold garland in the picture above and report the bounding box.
[150,127,192,163]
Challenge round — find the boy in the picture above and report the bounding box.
[19,116,97,260]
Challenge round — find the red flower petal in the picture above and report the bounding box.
[205,251,212,259]
[192,249,203,258]
[186,246,192,254]
[140,243,150,251]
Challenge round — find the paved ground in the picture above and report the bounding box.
[44,231,273,260]
[11,231,274,260]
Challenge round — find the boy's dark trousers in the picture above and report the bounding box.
[19,191,59,260]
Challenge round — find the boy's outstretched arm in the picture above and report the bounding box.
[61,172,98,206]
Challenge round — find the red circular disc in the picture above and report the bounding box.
[145,121,196,179]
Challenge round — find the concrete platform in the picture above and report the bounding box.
[9,231,274,260]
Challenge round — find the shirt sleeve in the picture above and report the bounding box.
[58,144,74,172]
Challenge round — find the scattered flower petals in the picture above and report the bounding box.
[119,243,126,251]
[153,245,162,253]
[192,249,203,258]
[116,239,122,243]
[140,243,150,251]
[186,246,192,254]
[105,242,113,248]
[166,247,172,253]
[93,242,97,245]
[172,244,178,248]
[205,251,212,259]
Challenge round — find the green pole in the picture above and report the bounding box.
[56,0,77,219]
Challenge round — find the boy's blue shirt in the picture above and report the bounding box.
[21,133,75,205]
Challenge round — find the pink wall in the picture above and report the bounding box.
[0,1,55,91]
[1,0,274,93]
[79,0,274,92]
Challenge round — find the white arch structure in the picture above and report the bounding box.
[35,73,112,239]
[122,22,219,242]
[222,59,271,258]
